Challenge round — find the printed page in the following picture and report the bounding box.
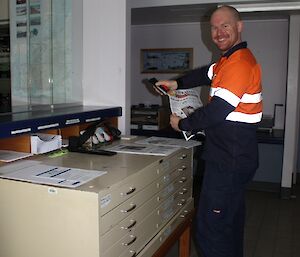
[106,143,180,156]
[168,89,205,140]
[135,136,202,149]
[0,163,107,188]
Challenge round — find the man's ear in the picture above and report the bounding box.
[237,20,243,33]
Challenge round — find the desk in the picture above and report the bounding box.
[0,145,194,257]
[250,129,284,192]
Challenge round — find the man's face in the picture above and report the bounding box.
[210,9,243,54]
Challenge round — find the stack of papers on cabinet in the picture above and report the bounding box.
[135,136,202,149]
[0,162,107,188]
[106,143,180,156]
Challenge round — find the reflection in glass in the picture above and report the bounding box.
[0,23,11,113]
[10,0,82,110]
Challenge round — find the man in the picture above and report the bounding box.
[155,5,262,257]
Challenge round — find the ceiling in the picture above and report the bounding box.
[131,3,292,25]
[131,4,215,25]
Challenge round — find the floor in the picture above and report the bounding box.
[165,183,300,257]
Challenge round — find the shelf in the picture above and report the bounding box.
[257,129,284,144]
[0,105,122,139]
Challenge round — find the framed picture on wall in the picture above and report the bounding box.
[141,48,193,73]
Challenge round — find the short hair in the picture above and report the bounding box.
[212,5,241,21]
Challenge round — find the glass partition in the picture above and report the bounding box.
[9,0,82,110]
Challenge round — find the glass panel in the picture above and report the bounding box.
[0,22,11,113]
[10,0,30,107]
[10,0,81,110]
[28,0,52,105]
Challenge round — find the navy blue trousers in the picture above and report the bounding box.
[195,161,256,257]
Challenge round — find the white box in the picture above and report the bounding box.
[30,133,62,154]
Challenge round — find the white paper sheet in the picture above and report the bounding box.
[0,164,107,188]
[168,89,205,141]
[135,136,202,149]
[106,143,180,156]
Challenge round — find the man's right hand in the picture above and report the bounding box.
[154,80,178,95]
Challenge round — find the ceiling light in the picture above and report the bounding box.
[230,2,300,12]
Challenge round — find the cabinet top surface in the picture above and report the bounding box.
[0,142,189,194]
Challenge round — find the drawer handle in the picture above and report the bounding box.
[121,204,136,213]
[122,235,137,246]
[121,187,136,196]
[180,210,189,218]
[179,177,187,183]
[121,220,137,230]
[179,154,187,160]
[177,199,186,206]
[129,250,137,257]
[179,188,188,195]
[178,166,186,172]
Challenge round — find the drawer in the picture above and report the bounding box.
[119,248,137,257]
[136,198,194,257]
[100,177,160,234]
[157,163,191,190]
[99,159,174,216]
[100,173,191,246]
[157,198,194,245]
[110,193,195,257]
[103,209,161,257]
[101,181,192,257]
[155,181,192,230]
[100,159,192,234]
[99,164,159,216]
[99,148,191,216]
[157,148,192,175]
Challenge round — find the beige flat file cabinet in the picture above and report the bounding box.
[0,147,194,257]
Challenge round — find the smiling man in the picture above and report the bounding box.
[210,6,243,53]
[155,5,263,257]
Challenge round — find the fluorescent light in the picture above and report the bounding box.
[230,2,300,12]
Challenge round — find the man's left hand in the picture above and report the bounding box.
[170,114,182,132]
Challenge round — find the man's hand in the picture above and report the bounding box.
[154,80,178,96]
[170,114,182,132]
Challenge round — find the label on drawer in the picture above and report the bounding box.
[100,194,112,208]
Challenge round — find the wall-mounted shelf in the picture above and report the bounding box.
[0,105,122,139]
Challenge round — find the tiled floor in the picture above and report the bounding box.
[165,184,300,257]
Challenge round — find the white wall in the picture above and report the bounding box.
[243,19,288,129]
[0,0,9,21]
[129,0,260,8]
[82,0,130,134]
[131,23,213,107]
[131,19,288,129]
[282,14,300,189]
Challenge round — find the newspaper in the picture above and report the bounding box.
[168,89,204,140]
[135,136,202,149]
[106,143,180,156]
